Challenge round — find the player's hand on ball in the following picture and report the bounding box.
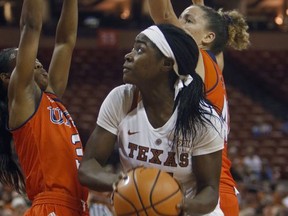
[111,171,127,203]
[112,167,183,216]
[112,171,127,190]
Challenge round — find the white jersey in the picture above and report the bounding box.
[97,84,224,214]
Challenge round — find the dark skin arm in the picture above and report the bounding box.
[192,0,204,5]
[45,0,78,98]
[78,125,119,191]
[8,0,43,129]
[183,150,222,214]
[8,0,78,129]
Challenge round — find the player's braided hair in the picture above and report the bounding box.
[0,48,26,194]
[157,24,220,150]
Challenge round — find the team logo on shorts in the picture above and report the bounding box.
[48,212,57,216]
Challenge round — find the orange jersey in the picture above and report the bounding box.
[11,92,88,204]
[201,50,236,193]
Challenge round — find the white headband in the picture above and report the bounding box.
[141,26,193,99]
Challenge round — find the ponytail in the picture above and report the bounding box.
[198,5,250,54]
[155,24,219,149]
[173,71,217,148]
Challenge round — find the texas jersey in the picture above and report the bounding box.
[97,84,224,199]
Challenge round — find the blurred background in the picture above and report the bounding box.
[0,0,288,31]
[0,0,288,215]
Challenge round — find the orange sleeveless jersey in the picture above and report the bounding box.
[11,92,88,203]
[201,50,237,194]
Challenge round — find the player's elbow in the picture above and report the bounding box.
[20,16,42,32]
[55,34,77,49]
[20,7,42,30]
[202,188,220,213]
[78,163,88,187]
[207,195,220,213]
[185,186,220,214]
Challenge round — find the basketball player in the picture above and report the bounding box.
[0,0,89,215]
[79,24,225,215]
[147,0,250,215]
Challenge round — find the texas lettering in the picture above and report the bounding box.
[127,142,189,167]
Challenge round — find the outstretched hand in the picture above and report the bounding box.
[192,0,205,6]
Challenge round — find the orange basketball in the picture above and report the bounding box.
[113,167,183,216]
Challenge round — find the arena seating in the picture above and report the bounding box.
[227,50,288,103]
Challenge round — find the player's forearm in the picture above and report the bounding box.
[183,186,219,215]
[148,0,180,27]
[78,159,118,192]
[15,0,42,88]
[192,0,205,6]
[55,0,78,47]
[20,0,42,32]
[47,0,78,97]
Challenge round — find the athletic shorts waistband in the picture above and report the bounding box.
[32,191,88,213]
[220,184,239,195]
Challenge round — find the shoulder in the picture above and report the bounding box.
[100,84,136,116]
[195,49,205,81]
[107,84,135,103]
[116,84,135,95]
[97,84,136,132]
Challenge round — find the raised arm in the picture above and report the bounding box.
[8,0,43,129]
[147,0,182,28]
[192,0,204,5]
[45,0,78,98]
[148,0,203,25]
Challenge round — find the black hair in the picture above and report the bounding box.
[157,24,219,149]
[0,48,17,74]
[0,48,26,194]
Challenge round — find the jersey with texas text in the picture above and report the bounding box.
[97,84,224,199]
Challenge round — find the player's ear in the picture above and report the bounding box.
[162,58,174,72]
[202,31,215,45]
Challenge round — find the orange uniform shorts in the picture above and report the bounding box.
[220,191,239,216]
[24,191,89,216]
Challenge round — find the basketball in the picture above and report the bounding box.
[113,167,183,216]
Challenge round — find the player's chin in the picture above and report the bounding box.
[36,79,48,91]
[122,74,133,84]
